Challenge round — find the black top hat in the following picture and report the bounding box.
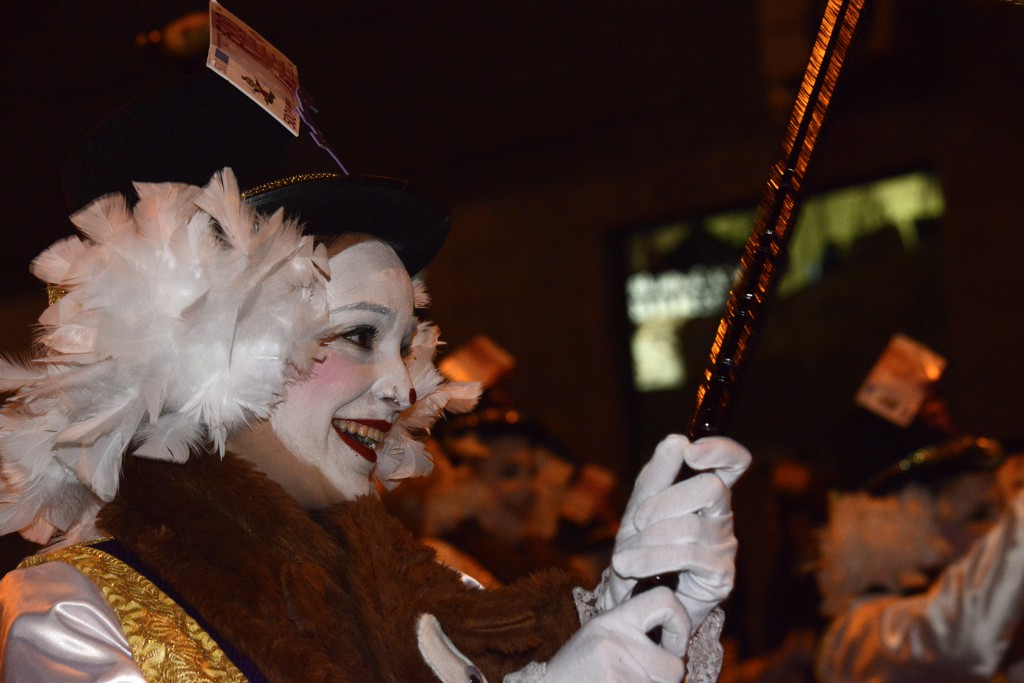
[62,71,449,275]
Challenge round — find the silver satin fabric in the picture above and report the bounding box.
[0,561,144,682]
[816,491,1024,682]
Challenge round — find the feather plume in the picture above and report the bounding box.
[194,169,248,249]
[375,311,481,489]
[29,236,88,285]
[54,396,137,446]
[133,414,204,464]
[0,356,45,392]
[68,193,135,243]
[133,181,202,254]
[413,278,432,309]
[0,168,332,542]
[1,167,471,539]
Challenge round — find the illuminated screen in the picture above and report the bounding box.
[625,171,945,392]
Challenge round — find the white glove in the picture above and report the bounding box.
[544,586,691,683]
[598,435,751,633]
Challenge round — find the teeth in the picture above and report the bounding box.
[336,420,385,448]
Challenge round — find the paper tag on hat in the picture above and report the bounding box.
[206,0,300,136]
[855,333,947,427]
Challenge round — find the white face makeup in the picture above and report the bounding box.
[233,239,416,509]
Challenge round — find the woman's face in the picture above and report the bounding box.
[236,238,416,508]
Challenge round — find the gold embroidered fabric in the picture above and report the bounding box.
[22,542,248,682]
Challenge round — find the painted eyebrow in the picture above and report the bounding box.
[330,302,393,317]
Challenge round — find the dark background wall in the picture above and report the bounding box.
[2,0,1023,486]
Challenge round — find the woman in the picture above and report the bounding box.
[0,72,750,682]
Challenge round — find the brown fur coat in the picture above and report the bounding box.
[98,452,581,682]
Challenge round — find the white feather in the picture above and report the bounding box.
[54,396,136,446]
[0,168,331,542]
[0,410,62,479]
[19,517,57,545]
[413,277,432,309]
[133,414,201,463]
[194,168,248,249]
[373,296,481,490]
[29,236,87,285]
[134,182,200,241]
[441,383,483,414]
[37,296,70,328]
[0,357,44,392]
[69,194,134,243]
[42,324,97,356]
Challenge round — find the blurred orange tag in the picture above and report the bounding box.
[855,333,946,427]
[439,335,516,389]
[206,0,301,136]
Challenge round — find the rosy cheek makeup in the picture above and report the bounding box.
[302,352,366,401]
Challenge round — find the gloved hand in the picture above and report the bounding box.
[598,435,751,633]
[544,586,691,683]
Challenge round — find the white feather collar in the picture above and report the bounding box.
[0,168,478,543]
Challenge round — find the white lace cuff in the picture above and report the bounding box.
[571,569,609,626]
[686,606,726,682]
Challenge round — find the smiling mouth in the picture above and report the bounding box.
[332,419,392,464]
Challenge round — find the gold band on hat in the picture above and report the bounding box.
[240,172,342,200]
[47,285,68,306]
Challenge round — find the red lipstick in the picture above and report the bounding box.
[332,419,392,464]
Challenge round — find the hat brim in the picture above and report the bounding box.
[246,175,449,275]
[63,72,449,275]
